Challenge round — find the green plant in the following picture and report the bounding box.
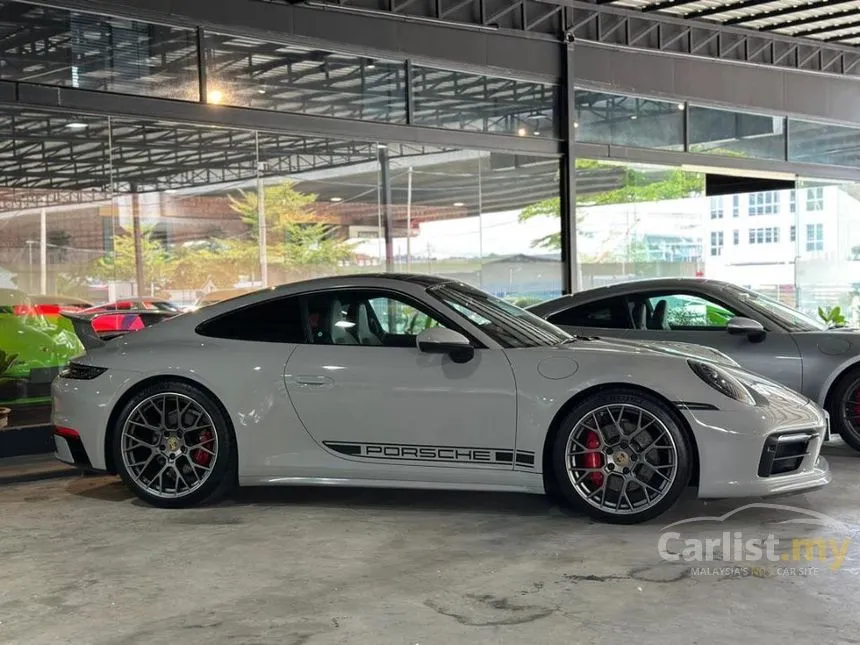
[0,350,18,378]
[818,305,847,328]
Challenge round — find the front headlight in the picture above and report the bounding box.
[688,360,755,405]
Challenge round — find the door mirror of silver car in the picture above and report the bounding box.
[727,316,766,342]
[416,328,475,363]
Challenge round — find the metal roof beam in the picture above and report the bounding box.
[791,18,860,39]
[642,0,703,13]
[756,5,860,32]
[684,0,776,21]
[724,0,856,27]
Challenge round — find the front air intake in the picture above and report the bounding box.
[757,432,815,477]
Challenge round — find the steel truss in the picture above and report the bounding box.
[264,0,860,76]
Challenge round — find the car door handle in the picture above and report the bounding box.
[293,375,334,387]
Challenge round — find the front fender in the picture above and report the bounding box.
[815,354,860,408]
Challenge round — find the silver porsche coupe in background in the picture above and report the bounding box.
[529,278,860,451]
[53,275,830,524]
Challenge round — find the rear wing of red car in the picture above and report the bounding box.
[62,310,178,351]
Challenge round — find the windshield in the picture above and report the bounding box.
[726,285,828,332]
[428,282,572,348]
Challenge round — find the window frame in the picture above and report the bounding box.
[195,293,307,344]
[627,290,742,332]
[197,286,484,348]
[547,295,632,330]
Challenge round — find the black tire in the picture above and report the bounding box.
[112,380,237,508]
[552,389,692,524]
[827,367,860,452]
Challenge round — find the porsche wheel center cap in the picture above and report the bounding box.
[612,451,630,467]
[166,436,180,452]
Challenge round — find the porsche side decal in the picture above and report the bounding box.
[323,441,535,467]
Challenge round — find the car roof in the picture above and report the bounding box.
[116,297,166,303]
[572,278,732,301]
[188,274,457,318]
[528,278,735,315]
[262,273,455,295]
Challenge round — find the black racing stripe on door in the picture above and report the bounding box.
[325,442,362,456]
[322,441,520,466]
[515,451,535,467]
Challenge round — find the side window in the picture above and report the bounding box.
[645,293,737,330]
[547,297,630,329]
[196,297,305,343]
[306,290,447,348]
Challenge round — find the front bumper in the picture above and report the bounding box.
[688,400,831,499]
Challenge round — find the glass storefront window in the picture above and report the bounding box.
[573,158,860,331]
[0,103,561,434]
[204,33,407,122]
[689,106,786,161]
[574,90,685,150]
[788,119,860,168]
[0,1,199,101]
[411,66,558,138]
[574,159,705,289]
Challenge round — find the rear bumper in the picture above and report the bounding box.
[52,367,141,471]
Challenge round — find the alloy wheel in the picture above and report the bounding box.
[564,404,679,516]
[841,382,860,439]
[120,392,219,499]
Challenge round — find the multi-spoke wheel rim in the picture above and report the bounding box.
[120,393,218,499]
[565,404,679,516]
[841,381,860,437]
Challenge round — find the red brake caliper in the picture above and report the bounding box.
[583,431,604,487]
[191,430,213,467]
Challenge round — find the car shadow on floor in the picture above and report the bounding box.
[65,475,829,528]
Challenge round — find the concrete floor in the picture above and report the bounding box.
[2,442,860,645]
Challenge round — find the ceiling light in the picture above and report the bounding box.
[453,202,465,207]
[677,103,685,110]
[208,89,224,104]
[257,88,266,94]
[533,131,541,136]
[65,122,88,130]
[573,121,579,129]
[517,127,527,136]
[330,197,343,202]
[630,115,638,120]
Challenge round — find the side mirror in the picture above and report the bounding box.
[727,316,766,342]
[416,328,475,363]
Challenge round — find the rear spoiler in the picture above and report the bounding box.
[62,310,178,351]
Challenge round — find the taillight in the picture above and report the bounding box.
[33,304,62,315]
[59,363,107,380]
[12,304,36,316]
[54,426,81,440]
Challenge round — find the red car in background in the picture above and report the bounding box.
[82,297,183,337]
[19,294,93,317]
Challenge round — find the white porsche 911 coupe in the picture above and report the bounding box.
[52,274,831,523]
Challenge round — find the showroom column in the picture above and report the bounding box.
[130,184,145,297]
[378,145,394,271]
[560,35,578,294]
